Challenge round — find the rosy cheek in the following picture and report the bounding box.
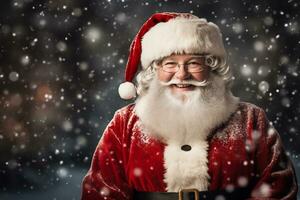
[193,69,210,81]
[157,70,173,82]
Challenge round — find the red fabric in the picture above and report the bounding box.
[124,12,179,82]
[81,102,298,200]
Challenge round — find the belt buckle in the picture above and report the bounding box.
[179,188,199,200]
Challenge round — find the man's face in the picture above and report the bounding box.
[156,54,210,95]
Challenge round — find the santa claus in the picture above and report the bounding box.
[81,12,298,200]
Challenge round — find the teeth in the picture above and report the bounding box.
[175,84,191,88]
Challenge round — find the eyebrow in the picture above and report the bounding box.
[187,56,205,60]
[163,56,205,62]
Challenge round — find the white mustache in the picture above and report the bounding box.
[159,79,210,87]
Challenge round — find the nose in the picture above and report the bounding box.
[175,65,190,80]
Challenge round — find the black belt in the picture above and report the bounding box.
[134,187,250,200]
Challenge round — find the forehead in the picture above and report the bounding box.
[163,54,204,60]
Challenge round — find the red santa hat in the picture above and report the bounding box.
[118,12,226,100]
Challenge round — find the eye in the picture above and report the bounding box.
[187,61,202,68]
[163,61,177,67]
[188,61,201,65]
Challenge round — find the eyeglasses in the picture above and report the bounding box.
[158,56,206,73]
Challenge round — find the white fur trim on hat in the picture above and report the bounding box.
[141,16,226,68]
[118,82,136,100]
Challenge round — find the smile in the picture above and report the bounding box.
[174,84,193,88]
[170,84,196,92]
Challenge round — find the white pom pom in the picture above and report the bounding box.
[118,82,136,100]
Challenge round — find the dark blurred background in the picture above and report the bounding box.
[0,0,299,199]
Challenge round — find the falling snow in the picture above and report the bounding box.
[0,0,299,199]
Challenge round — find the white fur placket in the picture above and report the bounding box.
[164,139,210,192]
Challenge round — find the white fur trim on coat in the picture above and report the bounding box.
[141,17,226,68]
[164,140,210,192]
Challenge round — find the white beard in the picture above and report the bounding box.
[135,74,239,143]
[135,74,239,192]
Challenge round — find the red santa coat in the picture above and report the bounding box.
[81,102,298,200]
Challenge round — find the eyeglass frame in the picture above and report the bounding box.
[153,55,210,73]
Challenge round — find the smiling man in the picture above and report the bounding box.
[81,12,298,200]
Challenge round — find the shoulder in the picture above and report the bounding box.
[237,101,264,112]
[213,102,270,142]
[103,104,138,140]
[222,101,269,132]
[236,101,267,119]
[234,101,269,131]
[114,103,136,118]
[109,103,139,127]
